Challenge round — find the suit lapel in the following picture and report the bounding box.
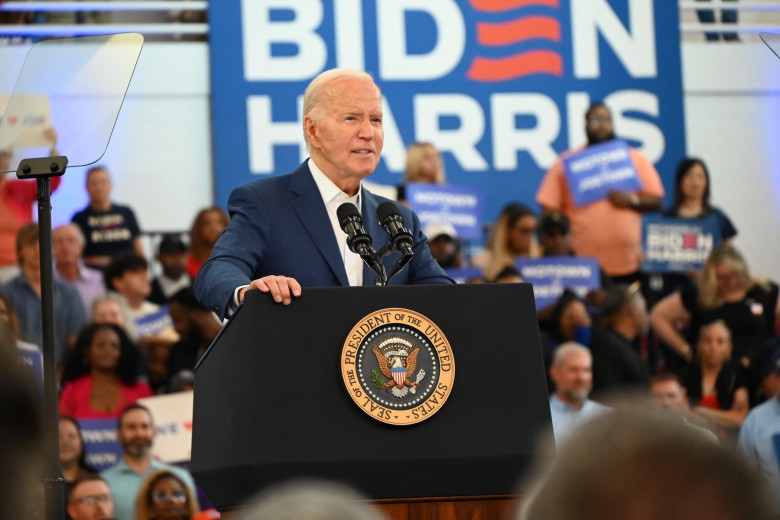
[289,162,350,286]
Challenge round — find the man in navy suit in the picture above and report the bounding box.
[194,69,453,319]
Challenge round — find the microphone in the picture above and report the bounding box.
[376,202,414,257]
[337,202,372,256]
[336,202,387,285]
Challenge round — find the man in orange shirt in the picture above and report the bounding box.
[536,103,664,284]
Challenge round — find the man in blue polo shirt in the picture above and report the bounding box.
[101,404,196,520]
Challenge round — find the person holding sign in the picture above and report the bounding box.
[665,157,737,243]
[536,103,664,284]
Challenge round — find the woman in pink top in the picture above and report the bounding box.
[59,323,152,419]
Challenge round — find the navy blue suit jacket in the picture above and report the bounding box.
[194,161,453,319]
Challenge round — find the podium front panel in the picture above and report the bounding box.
[191,284,552,507]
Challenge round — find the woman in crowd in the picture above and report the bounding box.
[186,207,229,279]
[397,142,446,203]
[473,202,540,281]
[59,323,152,419]
[665,157,737,242]
[136,470,200,520]
[91,291,139,341]
[650,243,779,372]
[682,320,749,437]
[59,416,97,498]
[0,293,43,389]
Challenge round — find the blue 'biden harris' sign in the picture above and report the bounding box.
[208,1,685,221]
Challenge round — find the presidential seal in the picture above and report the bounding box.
[340,308,455,426]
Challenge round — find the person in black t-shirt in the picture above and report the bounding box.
[71,166,144,270]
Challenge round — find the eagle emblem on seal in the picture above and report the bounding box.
[372,336,427,398]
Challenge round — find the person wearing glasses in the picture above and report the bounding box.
[135,470,199,520]
[536,103,664,286]
[67,475,115,520]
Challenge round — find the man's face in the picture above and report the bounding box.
[540,227,572,256]
[305,76,384,192]
[118,409,154,458]
[86,169,111,206]
[158,251,186,279]
[585,105,615,145]
[19,241,40,271]
[649,380,689,415]
[551,351,593,405]
[53,226,84,264]
[66,480,114,520]
[113,269,151,299]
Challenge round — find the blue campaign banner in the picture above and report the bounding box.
[135,305,174,339]
[514,256,601,311]
[16,343,43,392]
[78,418,123,471]
[405,183,484,240]
[641,214,721,273]
[208,0,686,223]
[561,139,641,207]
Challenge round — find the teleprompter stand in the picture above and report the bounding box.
[191,283,553,519]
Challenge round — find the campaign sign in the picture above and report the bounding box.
[642,214,721,273]
[78,418,122,471]
[16,343,43,392]
[135,305,175,339]
[562,140,641,207]
[515,256,601,311]
[405,183,484,240]
[139,391,194,463]
[208,0,686,223]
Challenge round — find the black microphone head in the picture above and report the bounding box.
[337,202,362,228]
[376,201,401,223]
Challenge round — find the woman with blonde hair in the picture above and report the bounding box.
[397,142,445,203]
[473,202,540,281]
[135,470,200,520]
[651,244,779,371]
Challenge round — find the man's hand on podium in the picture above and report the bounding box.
[239,275,302,305]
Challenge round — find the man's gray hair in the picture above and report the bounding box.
[53,223,86,247]
[238,479,388,520]
[302,68,378,146]
[552,342,591,367]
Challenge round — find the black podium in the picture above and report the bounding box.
[191,283,552,514]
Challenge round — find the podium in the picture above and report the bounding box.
[191,283,552,518]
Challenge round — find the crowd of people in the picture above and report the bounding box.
[2,91,779,519]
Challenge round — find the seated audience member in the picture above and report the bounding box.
[542,290,592,348]
[0,131,60,282]
[590,283,652,400]
[135,469,201,520]
[738,350,780,516]
[186,207,229,279]
[167,288,222,387]
[548,342,610,445]
[53,223,106,314]
[682,320,749,438]
[491,264,523,284]
[149,234,191,306]
[472,202,540,281]
[0,292,43,389]
[538,212,611,306]
[91,291,140,341]
[518,410,774,520]
[59,323,152,419]
[397,141,446,204]
[423,222,462,269]
[104,254,176,340]
[651,244,779,373]
[648,372,718,442]
[67,475,115,520]
[102,404,197,520]
[238,479,389,520]
[0,223,86,365]
[60,416,98,499]
[0,325,43,520]
[143,337,173,394]
[71,165,144,270]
